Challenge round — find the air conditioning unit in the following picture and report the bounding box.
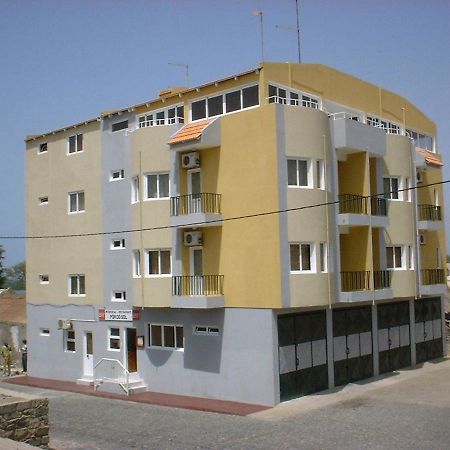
[419,234,426,245]
[57,319,73,330]
[184,231,203,246]
[416,170,423,183]
[181,152,200,169]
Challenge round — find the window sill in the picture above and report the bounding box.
[290,270,317,274]
[288,185,313,190]
[67,150,84,156]
[68,294,86,298]
[107,348,121,352]
[143,197,170,202]
[68,211,85,215]
[145,274,172,278]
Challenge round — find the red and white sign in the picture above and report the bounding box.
[98,308,141,322]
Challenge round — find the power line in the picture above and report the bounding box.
[0,180,448,240]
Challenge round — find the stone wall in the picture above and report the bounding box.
[0,390,49,448]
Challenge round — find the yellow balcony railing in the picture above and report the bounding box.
[170,193,221,216]
[340,271,370,292]
[172,275,224,296]
[421,269,445,285]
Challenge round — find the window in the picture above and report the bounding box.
[268,84,320,109]
[319,243,328,272]
[111,120,128,132]
[68,191,85,213]
[38,143,48,154]
[108,328,121,351]
[111,239,125,250]
[287,159,311,188]
[406,129,434,152]
[110,169,125,181]
[316,160,324,189]
[383,177,400,200]
[131,176,140,203]
[64,330,76,352]
[39,274,49,284]
[386,246,404,269]
[148,324,184,350]
[242,85,259,108]
[146,250,171,276]
[39,196,49,205]
[138,104,184,127]
[133,250,141,277]
[40,328,50,336]
[302,95,319,109]
[145,173,169,199]
[225,90,241,113]
[290,243,315,272]
[112,291,126,302]
[193,325,220,336]
[68,134,83,154]
[408,245,414,270]
[69,274,85,296]
[191,99,207,121]
[208,95,223,117]
[367,116,401,134]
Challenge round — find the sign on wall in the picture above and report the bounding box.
[98,308,141,321]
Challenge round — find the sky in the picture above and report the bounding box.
[0,0,449,266]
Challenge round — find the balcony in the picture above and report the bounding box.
[340,270,393,302]
[171,275,225,308]
[420,269,446,296]
[337,195,388,228]
[341,271,370,292]
[418,204,442,231]
[170,193,222,228]
[373,270,391,290]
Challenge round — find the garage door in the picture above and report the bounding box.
[378,301,411,374]
[333,306,373,387]
[415,297,443,363]
[278,311,328,401]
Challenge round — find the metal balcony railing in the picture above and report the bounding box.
[418,204,441,221]
[170,193,221,216]
[370,197,387,216]
[421,269,445,285]
[373,270,391,290]
[340,271,371,292]
[338,194,368,215]
[172,275,224,296]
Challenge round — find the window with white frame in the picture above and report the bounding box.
[38,142,48,154]
[111,120,128,132]
[145,173,169,199]
[366,116,400,134]
[148,324,184,350]
[386,246,405,269]
[108,327,121,350]
[39,196,49,205]
[383,177,400,200]
[111,239,125,250]
[112,291,126,302]
[64,330,76,352]
[133,250,141,277]
[290,243,315,272]
[68,191,85,213]
[40,328,50,336]
[131,176,140,203]
[138,104,184,128]
[110,169,125,181]
[68,134,83,154]
[69,274,85,296]
[268,83,320,109]
[39,274,49,284]
[319,242,328,273]
[406,129,434,152]
[146,250,171,276]
[287,158,312,188]
[316,160,325,189]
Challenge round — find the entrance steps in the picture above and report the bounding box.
[76,377,94,386]
[94,372,147,396]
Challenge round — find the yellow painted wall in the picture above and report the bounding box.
[340,227,371,272]
[338,152,369,196]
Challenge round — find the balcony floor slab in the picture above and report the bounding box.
[419,284,446,296]
[418,220,442,231]
[171,295,225,309]
[170,213,223,228]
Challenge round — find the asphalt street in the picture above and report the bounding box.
[2,358,450,450]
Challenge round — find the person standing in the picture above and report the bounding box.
[1,343,13,376]
[20,340,28,373]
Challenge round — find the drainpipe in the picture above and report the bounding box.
[323,134,332,309]
[410,140,421,299]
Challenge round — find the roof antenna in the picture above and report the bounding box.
[253,10,265,62]
[295,0,301,63]
[168,62,189,87]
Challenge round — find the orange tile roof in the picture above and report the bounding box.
[168,119,214,145]
[416,147,444,167]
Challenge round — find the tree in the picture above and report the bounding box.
[4,261,26,291]
[0,245,5,288]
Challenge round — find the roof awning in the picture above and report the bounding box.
[167,118,220,150]
[416,148,444,167]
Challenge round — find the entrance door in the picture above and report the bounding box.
[190,247,203,295]
[378,301,411,374]
[415,297,442,363]
[83,332,94,378]
[126,328,137,373]
[333,306,373,387]
[188,170,201,213]
[278,310,328,401]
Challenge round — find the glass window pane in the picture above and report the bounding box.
[268,85,277,103]
[320,243,326,272]
[383,178,391,199]
[391,178,399,199]
[225,90,241,113]
[287,160,297,186]
[160,251,171,274]
[110,338,120,350]
[192,100,206,120]
[148,251,159,274]
[207,95,223,117]
[394,247,402,268]
[242,85,259,108]
[69,135,76,153]
[164,326,175,347]
[301,244,311,271]
[176,326,184,349]
[298,160,308,186]
[176,106,184,120]
[290,92,299,105]
[290,244,300,271]
[69,193,77,212]
[168,108,175,119]
[79,276,85,295]
[387,247,394,269]
[151,325,162,346]
[159,174,169,198]
[70,276,77,294]
[76,134,83,151]
[78,192,85,211]
[147,175,157,198]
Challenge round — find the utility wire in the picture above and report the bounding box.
[0,179,448,240]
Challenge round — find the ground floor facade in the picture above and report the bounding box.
[27,296,446,406]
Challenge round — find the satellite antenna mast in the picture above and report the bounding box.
[168,62,189,87]
[295,0,301,63]
[253,10,265,62]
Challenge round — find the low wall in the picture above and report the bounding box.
[0,388,49,448]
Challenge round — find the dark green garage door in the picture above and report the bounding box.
[333,306,373,387]
[415,297,443,363]
[278,311,328,401]
[378,301,411,374]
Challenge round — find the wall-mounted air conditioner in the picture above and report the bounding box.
[181,152,200,169]
[57,319,73,330]
[184,231,203,246]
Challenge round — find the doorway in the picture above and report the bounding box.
[188,169,201,213]
[83,331,94,378]
[126,328,137,372]
[190,247,203,295]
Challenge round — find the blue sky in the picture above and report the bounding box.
[0,0,449,266]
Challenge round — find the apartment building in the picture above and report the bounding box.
[25,62,447,405]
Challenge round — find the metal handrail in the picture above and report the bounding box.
[172,275,224,296]
[341,271,370,292]
[94,358,130,396]
[138,116,184,129]
[267,96,320,110]
[418,204,441,221]
[170,193,222,216]
[370,197,387,216]
[373,270,391,290]
[338,194,368,214]
[420,269,445,285]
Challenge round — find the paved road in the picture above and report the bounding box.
[2,358,450,450]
